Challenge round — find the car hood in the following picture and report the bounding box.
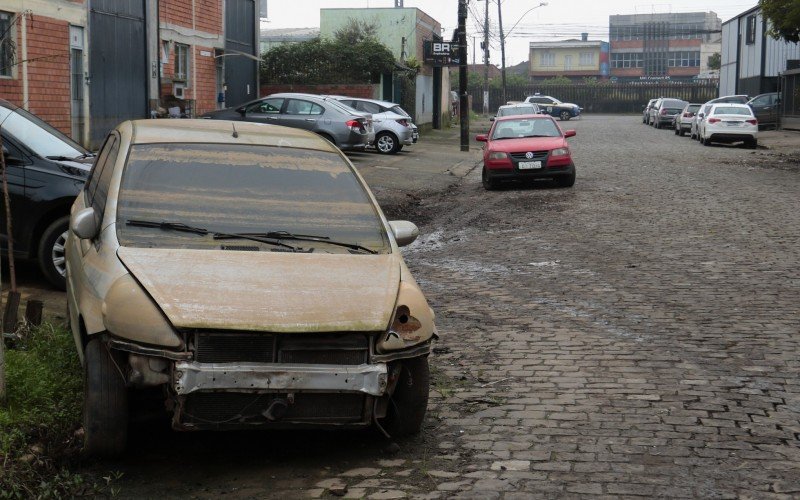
[117,247,401,332]
[487,136,567,153]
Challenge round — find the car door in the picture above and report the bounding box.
[749,94,776,126]
[355,101,384,125]
[281,98,325,132]
[0,134,29,254]
[243,97,284,124]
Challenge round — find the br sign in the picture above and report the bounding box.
[423,40,459,66]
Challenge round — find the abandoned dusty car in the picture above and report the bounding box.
[66,119,436,456]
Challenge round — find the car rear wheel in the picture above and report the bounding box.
[38,216,70,291]
[481,166,497,190]
[555,170,576,188]
[559,111,571,121]
[745,139,758,149]
[382,357,430,437]
[674,127,679,135]
[679,128,685,137]
[83,339,128,457]
[375,132,399,154]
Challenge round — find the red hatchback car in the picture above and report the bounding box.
[476,114,576,190]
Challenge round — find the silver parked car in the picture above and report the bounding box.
[673,103,702,136]
[202,93,375,151]
[493,103,541,121]
[67,119,436,456]
[651,98,688,129]
[332,96,417,154]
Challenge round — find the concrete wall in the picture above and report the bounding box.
[415,74,433,126]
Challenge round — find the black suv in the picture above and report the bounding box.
[0,99,93,289]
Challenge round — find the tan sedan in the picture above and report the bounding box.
[66,119,436,456]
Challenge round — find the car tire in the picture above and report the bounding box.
[746,139,758,149]
[702,136,710,146]
[38,216,70,291]
[83,339,128,457]
[679,128,685,137]
[559,111,571,121]
[654,120,660,129]
[382,357,430,437]
[674,127,679,135]
[481,166,497,190]
[375,132,399,154]
[555,170,576,188]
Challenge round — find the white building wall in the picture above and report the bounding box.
[764,33,800,76]
[415,74,433,126]
[720,20,738,96]
[739,14,762,79]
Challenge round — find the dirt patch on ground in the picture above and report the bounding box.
[721,150,800,173]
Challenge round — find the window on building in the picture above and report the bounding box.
[667,51,701,67]
[174,43,189,82]
[745,15,756,45]
[611,52,643,69]
[540,52,555,67]
[0,11,13,77]
[579,52,594,66]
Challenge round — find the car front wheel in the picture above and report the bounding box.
[375,132,399,154]
[481,166,497,190]
[38,216,70,290]
[382,357,430,437]
[83,339,128,457]
[559,110,571,121]
[555,170,576,188]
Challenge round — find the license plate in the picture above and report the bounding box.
[726,121,742,126]
[518,161,542,170]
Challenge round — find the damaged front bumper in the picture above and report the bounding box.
[173,361,389,396]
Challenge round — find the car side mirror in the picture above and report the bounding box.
[564,130,576,138]
[475,134,488,142]
[1,145,24,165]
[71,207,100,240]
[389,220,418,247]
[235,106,246,115]
[698,113,704,118]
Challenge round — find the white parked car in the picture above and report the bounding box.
[690,102,713,141]
[698,103,758,148]
[332,97,418,154]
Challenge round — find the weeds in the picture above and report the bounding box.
[0,322,121,497]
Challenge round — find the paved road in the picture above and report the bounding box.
[100,116,800,498]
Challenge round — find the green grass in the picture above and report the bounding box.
[0,322,109,498]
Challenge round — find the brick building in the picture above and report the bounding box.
[0,0,258,148]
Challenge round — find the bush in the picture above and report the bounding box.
[0,323,117,497]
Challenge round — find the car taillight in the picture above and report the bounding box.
[707,118,720,124]
[660,109,667,115]
[746,119,758,125]
[346,119,365,132]
[396,119,409,127]
[684,112,693,117]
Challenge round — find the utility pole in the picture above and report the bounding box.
[458,0,469,152]
[497,0,506,105]
[483,0,489,115]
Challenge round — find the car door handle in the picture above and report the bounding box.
[267,116,278,120]
[305,118,316,122]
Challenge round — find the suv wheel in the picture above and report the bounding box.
[375,132,399,154]
[83,339,128,457]
[38,216,70,290]
[381,357,430,437]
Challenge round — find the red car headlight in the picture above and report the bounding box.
[551,147,569,157]
[488,151,508,160]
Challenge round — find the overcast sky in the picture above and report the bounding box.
[264,0,757,65]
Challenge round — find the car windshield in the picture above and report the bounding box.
[687,104,701,112]
[497,106,538,117]
[713,106,752,116]
[0,105,88,159]
[116,143,389,253]
[491,118,560,139]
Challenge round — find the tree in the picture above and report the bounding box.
[708,52,721,70]
[260,19,395,85]
[759,0,800,43]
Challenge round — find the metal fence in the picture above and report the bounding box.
[467,82,720,114]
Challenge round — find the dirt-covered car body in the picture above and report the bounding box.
[66,119,436,455]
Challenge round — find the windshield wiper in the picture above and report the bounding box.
[218,230,378,254]
[125,219,301,251]
[46,152,95,161]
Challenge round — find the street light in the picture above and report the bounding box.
[498,1,548,105]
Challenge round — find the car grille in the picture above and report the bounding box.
[182,392,366,426]
[192,331,371,365]
[509,151,549,161]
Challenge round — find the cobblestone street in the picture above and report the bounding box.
[113,116,800,499]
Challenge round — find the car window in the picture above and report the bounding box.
[116,143,389,253]
[498,105,537,117]
[356,102,381,114]
[92,135,120,218]
[285,99,324,115]
[338,100,356,108]
[687,105,701,113]
[491,118,560,139]
[389,105,410,117]
[712,106,752,116]
[247,98,283,114]
[85,134,116,203]
[0,135,28,164]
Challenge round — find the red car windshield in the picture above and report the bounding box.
[491,118,560,140]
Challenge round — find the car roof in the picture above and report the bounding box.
[499,103,537,109]
[335,96,400,107]
[710,102,750,108]
[126,119,338,152]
